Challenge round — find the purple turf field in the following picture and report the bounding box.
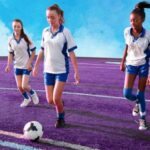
[0,57,150,150]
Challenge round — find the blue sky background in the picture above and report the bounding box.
[0,0,150,58]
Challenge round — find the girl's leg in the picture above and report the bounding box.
[123,73,137,101]
[15,75,24,93]
[45,85,54,105]
[53,81,65,128]
[15,75,31,107]
[137,77,147,118]
[22,74,39,104]
[137,77,147,130]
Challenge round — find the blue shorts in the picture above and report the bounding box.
[44,72,68,86]
[14,68,31,76]
[126,63,149,78]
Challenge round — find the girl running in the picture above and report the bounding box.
[5,19,39,107]
[120,1,150,130]
[33,4,80,128]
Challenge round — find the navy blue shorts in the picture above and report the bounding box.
[44,72,68,86]
[126,63,149,78]
[14,68,31,76]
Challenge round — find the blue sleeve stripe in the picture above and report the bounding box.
[9,52,14,54]
[30,47,36,51]
[41,47,44,51]
[68,46,77,52]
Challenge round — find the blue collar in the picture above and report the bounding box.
[13,33,22,44]
[130,27,145,38]
[50,24,64,38]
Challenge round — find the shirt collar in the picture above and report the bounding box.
[13,33,22,44]
[130,27,145,38]
[50,24,64,38]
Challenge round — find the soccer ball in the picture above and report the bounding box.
[23,121,43,141]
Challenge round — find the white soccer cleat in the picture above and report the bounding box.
[132,104,139,116]
[139,119,148,130]
[20,99,31,107]
[31,91,39,105]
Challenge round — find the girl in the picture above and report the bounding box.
[120,1,150,130]
[33,4,80,128]
[5,19,39,107]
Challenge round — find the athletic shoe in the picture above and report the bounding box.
[55,119,65,128]
[20,98,31,107]
[139,119,147,130]
[31,91,39,105]
[132,104,139,116]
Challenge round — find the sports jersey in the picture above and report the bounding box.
[8,34,36,69]
[124,27,150,66]
[41,25,77,74]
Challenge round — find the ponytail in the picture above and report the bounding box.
[132,1,150,21]
[136,1,150,9]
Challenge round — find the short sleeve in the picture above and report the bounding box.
[41,28,46,51]
[63,28,77,52]
[28,38,36,51]
[124,28,129,45]
[8,37,14,53]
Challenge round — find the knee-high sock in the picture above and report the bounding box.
[137,91,146,119]
[123,88,137,101]
[22,92,29,99]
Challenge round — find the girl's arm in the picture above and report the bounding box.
[146,61,150,85]
[26,50,35,71]
[147,74,150,85]
[69,51,80,85]
[32,50,44,77]
[120,45,128,71]
[5,53,13,72]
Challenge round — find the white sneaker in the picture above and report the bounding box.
[132,104,139,116]
[139,119,148,130]
[31,91,39,105]
[20,99,31,107]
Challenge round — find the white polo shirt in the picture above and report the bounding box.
[8,34,36,69]
[124,27,150,66]
[41,25,77,74]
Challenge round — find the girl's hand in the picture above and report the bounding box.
[32,66,39,77]
[5,65,11,73]
[120,62,125,72]
[26,62,32,71]
[146,76,150,85]
[74,72,80,85]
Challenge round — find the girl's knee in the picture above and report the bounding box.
[53,98,61,105]
[123,88,137,101]
[47,97,54,105]
[17,86,24,93]
[123,88,131,99]
[22,85,28,91]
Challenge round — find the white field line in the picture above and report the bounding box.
[78,66,119,69]
[105,61,120,65]
[0,87,150,102]
[0,138,41,150]
[0,140,41,150]
[0,130,99,150]
[78,62,119,66]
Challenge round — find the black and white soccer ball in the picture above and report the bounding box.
[23,121,43,141]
